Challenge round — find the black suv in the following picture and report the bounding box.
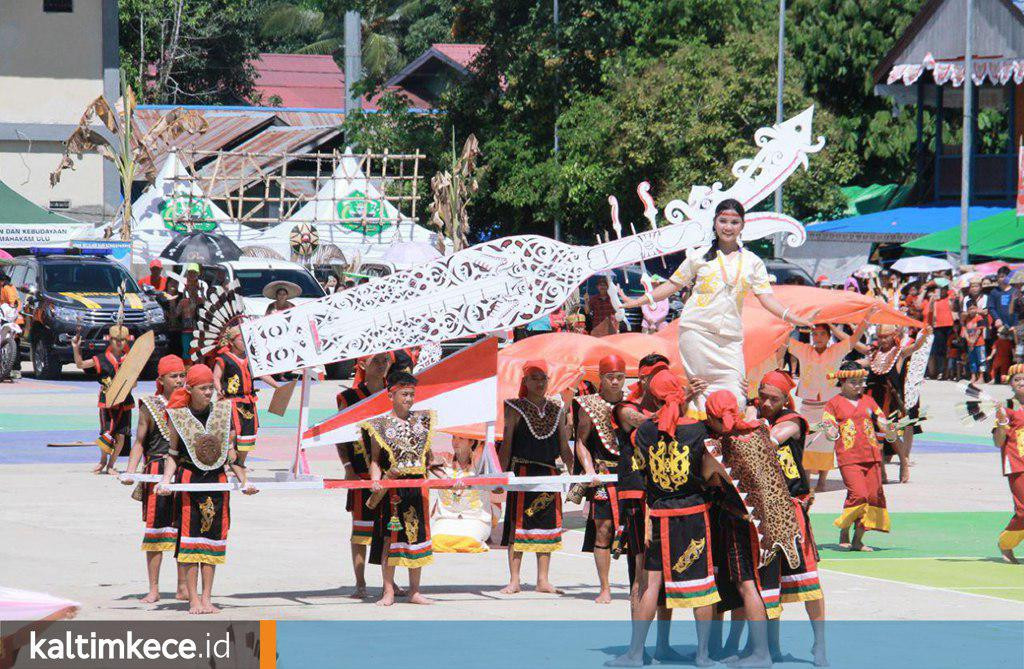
[10,254,170,379]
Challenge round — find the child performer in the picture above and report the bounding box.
[157,364,257,615]
[993,364,1024,563]
[365,372,443,606]
[822,362,898,551]
[212,326,280,466]
[607,370,726,668]
[756,371,827,667]
[575,354,627,604]
[785,309,875,490]
[72,326,134,474]
[336,351,393,597]
[499,360,575,595]
[121,355,188,603]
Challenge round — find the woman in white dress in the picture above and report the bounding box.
[623,199,815,415]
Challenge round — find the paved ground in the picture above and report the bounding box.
[1,365,1022,623]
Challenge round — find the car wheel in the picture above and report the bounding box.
[32,335,61,380]
[0,337,16,379]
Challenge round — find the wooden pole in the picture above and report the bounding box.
[291,368,312,478]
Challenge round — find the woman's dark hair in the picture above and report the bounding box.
[839,360,863,373]
[703,198,747,261]
[638,353,670,368]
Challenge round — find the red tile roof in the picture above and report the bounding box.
[252,53,346,109]
[432,43,484,69]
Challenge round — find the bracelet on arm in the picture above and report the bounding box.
[781,307,791,324]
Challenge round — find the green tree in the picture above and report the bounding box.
[259,0,454,84]
[788,0,925,184]
[119,0,263,104]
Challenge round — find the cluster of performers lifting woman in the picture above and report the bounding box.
[83,199,1024,666]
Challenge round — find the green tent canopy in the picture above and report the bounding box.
[0,179,93,248]
[902,209,1024,259]
[841,183,913,217]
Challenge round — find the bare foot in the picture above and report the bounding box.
[499,582,521,594]
[1000,548,1019,564]
[726,652,772,667]
[188,600,203,614]
[140,592,160,604]
[653,646,689,663]
[376,591,395,607]
[605,653,644,667]
[200,603,220,614]
[91,463,105,474]
[595,589,612,604]
[408,592,433,605]
[899,463,910,483]
[175,590,189,601]
[849,542,874,552]
[695,654,715,667]
[348,585,368,599]
[812,643,829,667]
[535,582,564,594]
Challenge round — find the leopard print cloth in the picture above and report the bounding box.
[575,393,619,457]
[505,397,564,440]
[707,425,801,570]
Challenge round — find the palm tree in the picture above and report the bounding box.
[260,0,423,82]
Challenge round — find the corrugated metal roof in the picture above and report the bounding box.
[197,125,342,197]
[135,109,277,173]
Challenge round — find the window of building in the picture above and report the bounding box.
[43,0,73,12]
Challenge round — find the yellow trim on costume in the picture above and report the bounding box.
[862,505,891,532]
[781,589,824,604]
[685,407,707,420]
[351,535,372,546]
[359,410,437,476]
[388,554,434,569]
[766,606,782,621]
[512,540,562,554]
[666,591,721,609]
[176,553,226,565]
[96,436,115,454]
[141,541,176,553]
[802,450,835,472]
[833,503,867,529]
[998,529,1024,550]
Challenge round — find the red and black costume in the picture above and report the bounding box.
[613,398,649,579]
[822,394,890,533]
[217,350,258,452]
[94,347,134,454]
[632,417,719,609]
[501,397,565,553]
[996,403,1024,552]
[138,395,177,552]
[768,410,823,603]
[337,382,374,545]
[576,393,622,553]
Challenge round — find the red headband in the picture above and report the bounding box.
[627,361,670,402]
[648,370,690,433]
[168,364,215,408]
[759,369,796,410]
[519,359,549,398]
[706,390,760,433]
[599,354,626,375]
[155,355,185,395]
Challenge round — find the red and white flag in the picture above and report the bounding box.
[1017,143,1024,218]
[302,337,499,448]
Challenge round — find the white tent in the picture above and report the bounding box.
[243,153,441,265]
[131,153,261,262]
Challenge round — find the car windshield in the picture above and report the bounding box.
[233,269,326,298]
[42,262,140,293]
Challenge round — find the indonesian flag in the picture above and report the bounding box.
[1017,144,1024,218]
[302,337,499,448]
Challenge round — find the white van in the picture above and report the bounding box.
[206,258,326,317]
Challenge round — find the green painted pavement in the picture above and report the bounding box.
[0,408,338,432]
[919,431,992,446]
[811,512,1023,602]
[810,512,1007,560]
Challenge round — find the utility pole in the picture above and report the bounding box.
[343,11,361,118]
[773,0,786,257]
[959,0,974,264]
[553,0,561,241]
